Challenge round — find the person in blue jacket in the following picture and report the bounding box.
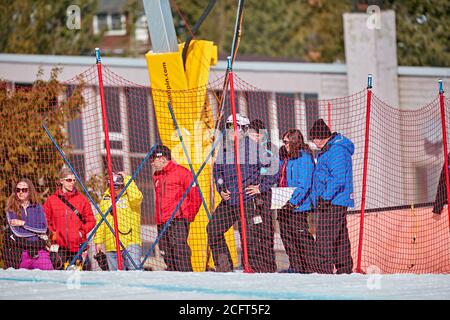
[309,118,354,274]
[208,113,278,272]
[277,129,316,273]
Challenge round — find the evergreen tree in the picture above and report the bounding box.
[386,0,450,67]
[0,0,100,55]
[173,0,449,66]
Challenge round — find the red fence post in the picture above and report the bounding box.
[356,74,373,274]
[438,80,450,229]
[227,56,251,273]
[327,101,332,131]
[96,48,123,270]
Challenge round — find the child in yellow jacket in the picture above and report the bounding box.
[94,172,143,270]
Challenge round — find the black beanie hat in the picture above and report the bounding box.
[309,118,332,139]
[249,119,266,131]
[150,144,172,161]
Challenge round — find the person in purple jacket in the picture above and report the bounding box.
[5,178,53,270]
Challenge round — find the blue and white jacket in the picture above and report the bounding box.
[311,133,355,208]
[6,203,48,243]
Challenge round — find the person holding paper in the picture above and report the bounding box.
[309,118,354,274]
[277,129,316,273]
[246,119,278,272]
[207,114,278,272]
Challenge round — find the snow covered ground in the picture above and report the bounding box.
[1,269,449,300]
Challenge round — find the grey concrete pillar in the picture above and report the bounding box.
[343,10,404,208]
[344,10,399,107]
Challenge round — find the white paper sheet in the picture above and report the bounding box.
[270,187,296,209]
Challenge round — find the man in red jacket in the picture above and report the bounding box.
[44,167,96,269]
[152,145,202,271]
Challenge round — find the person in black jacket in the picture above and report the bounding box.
[208,114,278,272]
[246,119,278,272]
[432,153,450,220]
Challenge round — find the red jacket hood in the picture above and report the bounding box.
[54,188,80,199]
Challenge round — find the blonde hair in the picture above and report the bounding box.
[59,167,73,180]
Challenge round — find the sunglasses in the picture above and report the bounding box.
[226,123,248,131]
[16,188,29,193]
[63,178,76,183]
[226,122,238,129]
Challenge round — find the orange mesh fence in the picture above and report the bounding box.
[1,63,449,273]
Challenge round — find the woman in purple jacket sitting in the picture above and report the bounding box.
[5,178,53,270]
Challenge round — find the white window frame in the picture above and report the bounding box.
[93,13,127,36]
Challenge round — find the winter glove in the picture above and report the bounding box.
[281,201,295,211]
[317,197,332,209]
[94,251,109,271]
[432,205,442,215]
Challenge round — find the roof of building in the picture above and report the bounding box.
[98,0,144,13]
[0,53,449,78]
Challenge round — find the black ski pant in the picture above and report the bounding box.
[207,199,276,272]
[278,208,315,273]
[314,204,353,274]
[245,193,277,273]
[158,218,192,272]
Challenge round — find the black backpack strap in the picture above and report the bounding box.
[57,195,83,222]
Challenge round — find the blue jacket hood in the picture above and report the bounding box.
[326,133,354,156]
[312,133,355,208]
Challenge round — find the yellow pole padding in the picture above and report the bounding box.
[145,40,238,271]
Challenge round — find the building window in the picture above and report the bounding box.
[104,140,123,150]
[246,91,271,131]
[102,155,124,173]
[135,15,149,42]
[94,13,126,36]
[126,87,151,153]
[68,117,84,150]
[96,13,108,33]
[131,157,154,224]
[111,14,123,31]
[276,93,296,138]
[104,87,122,133]
[304,93,319,140]
[69,154,86,182]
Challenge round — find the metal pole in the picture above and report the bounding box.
[438,80,450,229]
[228,56,250,273]
[356,74,373,273]
[96,48,123,270]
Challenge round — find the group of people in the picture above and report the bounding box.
[1,146,204,272]
[207,115,354,274]
[3,168,96,270]
[1,114,354,274]
[5,112,450,274]
[2,167,147,271]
